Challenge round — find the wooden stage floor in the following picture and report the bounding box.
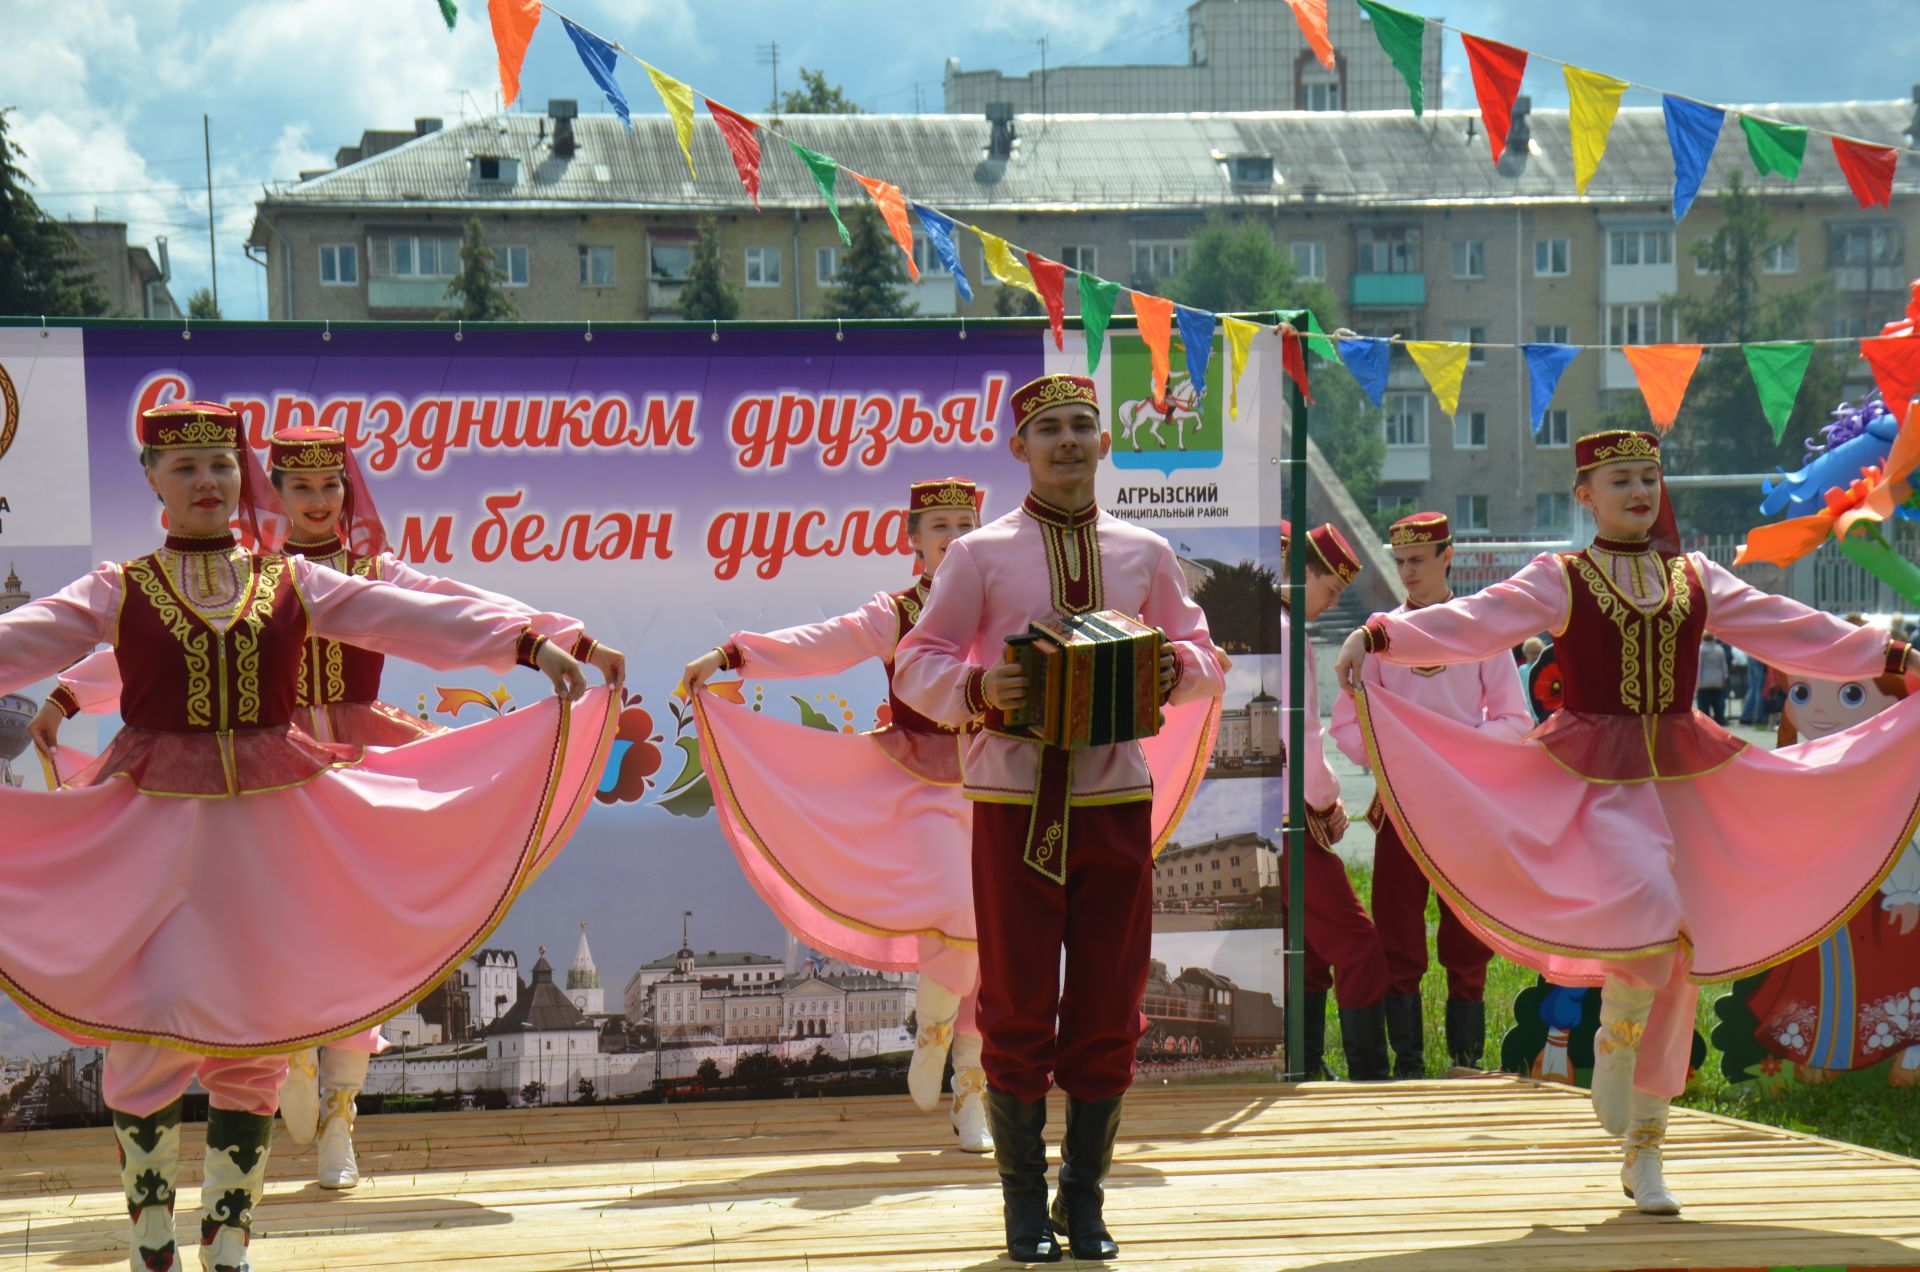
[5,1074,1920,1270]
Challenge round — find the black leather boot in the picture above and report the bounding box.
[1299,990,1331,1079]
[1339,1003,1392,1081]
[985,1086,1062,1264]
[1446,998,1487,1069]
[1384,993,1425,1079]
[1049,1094,1122,1261]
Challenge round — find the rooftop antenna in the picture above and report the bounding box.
[757,41,781,111]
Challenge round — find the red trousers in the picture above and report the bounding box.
[972,800,1153,1103]
[1284,837,1390,1010]
[1370,810,1491,1000]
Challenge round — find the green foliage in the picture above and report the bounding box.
[817,206,915,320]
[185,287,221,320]
[994,281,1043,317]
[438,215,519,321]
[0,107,110,316]
[1191,559,1283,654]
[778,68,861,115]
[675,217,741,321]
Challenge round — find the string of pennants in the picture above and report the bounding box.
[466,0,1920,439]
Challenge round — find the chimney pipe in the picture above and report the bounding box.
[985,101,1016,160]
[549,98,579,158]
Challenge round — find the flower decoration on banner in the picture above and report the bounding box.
[596,692,666,805]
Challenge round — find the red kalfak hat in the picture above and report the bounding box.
[1307,522,1362,587]
[1389,511,1451,548]
[1575,429,1661,473]
[1011,373,1099,432]
[909,477,979,513]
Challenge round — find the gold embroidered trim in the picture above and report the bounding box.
[148,416,238,448]
[274,443,346,471]
[230,555,286,725]
[1569,555,1645,713]
[125,558,214,727]
[1594,1016,1647,1057]
[1653,557,1693,712]
[1038,519,1103,616]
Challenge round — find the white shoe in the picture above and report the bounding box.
[1591,981,1654,1137]
[908,980,960,1113]
[949,1032,994,1153]
[1619,1093,1680,1215]
[278,1047,320,1147]
[315,1085,361,1190]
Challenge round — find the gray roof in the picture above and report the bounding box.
[639,949,780,971]
[483,955,594,1035]
[260,102,1920,218]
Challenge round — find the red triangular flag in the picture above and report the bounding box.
[1279,324,1314,405]
[706,99,762,209]
[1862,334,1920,409]
[1832,136,1898,208]
[487,0,544,109]
[1285,0,1335,72]
[1461,33,1528,165]
[1622,344,1704,433]
[1025,252,1067,350]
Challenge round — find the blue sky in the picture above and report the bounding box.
[9,0,1920,321]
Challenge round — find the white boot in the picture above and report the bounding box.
[113,1101,182,1271]
[315,1085,361,1190]
[948,1034,993,1154]
[276,1048,319,1147]
[197,1108,272,1272]
[1591,980,1655,1137]
[1619,1091,1681,1215]
[908,979,960,1113]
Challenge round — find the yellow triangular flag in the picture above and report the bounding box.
[1223,316,1259,420]
[644,62,698,178]
[1564,65,1628,195]
[1405,341,1470,416]
[976,229,1039,297]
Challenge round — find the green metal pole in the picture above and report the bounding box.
[1284,368,1310,1081]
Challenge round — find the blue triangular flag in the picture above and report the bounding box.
[911,205,972,302]
[1662,94,1725,222]
[1175,305,1217,399]
[1521,343,1581,434]
[1337,338,1390,406]
[561,18,631,131]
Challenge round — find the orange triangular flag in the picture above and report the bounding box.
[1621,344,1704,433]
[852,173,919,281]
[1132,292,1176,409]
[1285,0,1335,71]
[488,0,544,108]
[1861,334,1920,410]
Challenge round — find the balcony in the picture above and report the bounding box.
[1350,273,1426,308]
[368,277,451,311]
[1380,447,1431,483]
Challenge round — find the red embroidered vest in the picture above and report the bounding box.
[116,551,308,732]
[1555,548,1707,716]
[885,579,957,736]
[291,547,387,707]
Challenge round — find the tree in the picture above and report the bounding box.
[1192,559,1283,653]
[0,107,109,317]
[185,288,221,320]
[519,1080,545,1106]
[818,207,916,319]
[574,1076,597,1104]
[731,1049,787,1091]
[694,1057,722,1086]
[778,69,860,115]
[1160,217,1385,509]
[994,283,1043,318]
[1604,173,1841,536]
[675,216,741,321]
[439,215,519,321]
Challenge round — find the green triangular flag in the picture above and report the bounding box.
[433,0,457,29]
[1743,341,1815,441]
[1079,274,1122,374]
[1356,0,1429,116]
[1279,307,1340,362]
[787,140,849,246]
[1739,115,1807,180]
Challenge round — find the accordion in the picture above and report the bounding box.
[1001,610,1166,749]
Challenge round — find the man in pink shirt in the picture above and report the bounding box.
[1331,512,1532,1077]
[894,373,1224,1264]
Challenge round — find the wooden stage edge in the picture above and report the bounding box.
[5,1073,1920,1270]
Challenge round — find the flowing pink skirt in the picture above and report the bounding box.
[0,688,616,1056]
[1353,684,1920,983]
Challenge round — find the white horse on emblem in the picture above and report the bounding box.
[1118,374,1202,452]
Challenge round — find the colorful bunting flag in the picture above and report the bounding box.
[913,206,971,301]
[1176,306,1217,400]
[1461,34,1527,164]
[788,141,849,245]
[1520,343,1580,435]
[707,100,762,209]
[1026,252,1067,349]
[1356,0,1429,116]
[1286,0,1335,71]
[1079,274,1121,374]
[1622,344,1704,432]
[1564,65,1628,195]
[560,19,631,132]
[978,231,1039,297]
[1279,325,1313,405]
[1406,341,1469,416]
[644,62,698,176]
[1740,115,1808,180]
[1661,95,1724,222]
[487,0,543,109]
[1224,316,1260,420]
[852,174,919,281]
[1337,338,1390,406]
[434,0,458,31]
[1296,309,1338,362]
[1133,293,1176,409]
[1742,342,1815,442]
[1833,136,1898,209]
[1861,334,1920,409]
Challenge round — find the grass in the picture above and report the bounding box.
[1313,860,1920,1160]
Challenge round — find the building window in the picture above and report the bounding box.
[1538,409,1571,447]
[1131,240,1190,286]
[1299,66,1341,111]
[1829,223,1904,268]
[744,246,782,287]
[1356,226,1421,273]
[1452,324,1489,364]
[1764,239,1799,275]
[319,243,358,286]
[1455,494,1490,534]
[1384,392,1427,447]
[1230,156,1274,183]
[1451,240,1486,280]
[1534,323,1570,345]
[1608,228,1674,266]
[500,245,528,287]
[816,245,844,286]
[1607,302,1670,346]
[649,235,695,283]
[373,234,460,278]
[1453,411,1487,449]
[1060,245,1097,274]
[1291,242,1325,281]
[1536,491,1572,533]
[578,245,615,286]
[1533,238,1571,277]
